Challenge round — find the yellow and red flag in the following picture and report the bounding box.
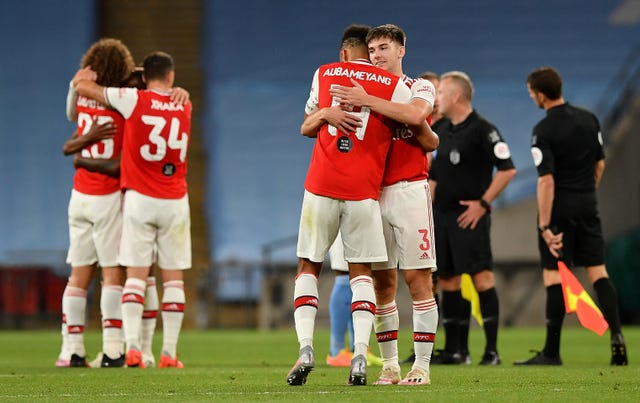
[557,260,609,336]
[461,273,483,327]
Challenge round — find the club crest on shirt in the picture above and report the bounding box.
[449,149,460,165]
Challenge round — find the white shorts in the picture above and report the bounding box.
[328,231,348,272]
[373,179,437,271]
[66,189,122,267]
[297,190,387,264]
[119,190,191,270]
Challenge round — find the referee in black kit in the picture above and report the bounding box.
[429,71,516,366]
[515,66,628,366]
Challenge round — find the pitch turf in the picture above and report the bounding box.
[0,327,637,401]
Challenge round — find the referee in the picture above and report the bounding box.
[515,66,627,366]
[429,71,516,366]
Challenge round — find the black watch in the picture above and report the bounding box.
[480,198,491,212]
[538,225,551,234]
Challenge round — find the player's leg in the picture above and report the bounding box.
[158,270,185,368]
[288,191,337,385]
[63,265,94,367]
[99,266,125,367]
[372,269,401,385]
[141,275,159,367]
[327,272,353,366]
[473,270,501,365]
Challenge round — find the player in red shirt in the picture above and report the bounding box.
[329,24,439,386]
[288,24,433,387]
[74,51,192,369]
[57,38,134,368]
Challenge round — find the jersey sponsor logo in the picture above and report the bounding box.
[393,125,414,140]
[322,67,392,85]
[493,141,511,159]
[151,99,185,112]
[376,330,398,342]
[351,300,376,314]
[294,295,319,309]
[531,147,543,167]
[413,332,436,343]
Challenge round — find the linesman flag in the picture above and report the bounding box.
[557,260,609,336]
[461,274,483,327]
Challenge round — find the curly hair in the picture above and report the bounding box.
[80,38,135,87]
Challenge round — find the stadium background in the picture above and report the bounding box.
[0,0,639,329]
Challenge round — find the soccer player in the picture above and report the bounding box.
[329,24,439,386]
[515,66,628,366]
[429,71,516,366]
[73,51,192,368]
[58,38,135,368]
[288,24,427,386]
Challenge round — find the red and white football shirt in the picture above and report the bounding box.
[73,96,125,195]
[304,60,411,201]
[382,76,436,187]
[105,87,192,199]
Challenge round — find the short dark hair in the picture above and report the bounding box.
[418,71,439,81]
[341,24,371,50]
[527,67,563,100]
[143,51,174,82]
[366,24,406,46]
[80,38,134,87]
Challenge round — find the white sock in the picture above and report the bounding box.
[121,278,146,351]
[375,301,399,368]
[412,298,438,371]
[293,273,319,350]
[63,285,87,357]
[141,276,158,358]
[101,285,123,358]
[350,275,376,357]
[58,315,69,360]
[161,280,185,358]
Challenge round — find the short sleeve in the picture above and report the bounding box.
[482,124,515,171]
[105,87,139,119]
[531,126,554,176]
[304,69,320,115]
[410,78,435,107]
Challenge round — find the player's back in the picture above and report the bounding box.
[120,89,192,199]
[73,96,125,195]
[305,60,410,201]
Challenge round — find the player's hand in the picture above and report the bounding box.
[171,87,190,105]
[72,66,97,87]
[541,229,563,258]
[85,118,117,143]
[323,106,362,135]
[457,200,486,229]
[329,79,370,107]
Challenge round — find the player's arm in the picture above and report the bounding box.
[537,173,563,258]
[73,154,120,178]
[301,106,363,137]
[330,78,432,126]
[594,158,605,188]
[409,120,439,152]
[62,121,117,156]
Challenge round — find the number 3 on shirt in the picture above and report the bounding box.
[140,115,188,162]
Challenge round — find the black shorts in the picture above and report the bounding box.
[539,192,605,270]
[434,208,493,277]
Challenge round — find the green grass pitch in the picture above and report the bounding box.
[0,326,638,402]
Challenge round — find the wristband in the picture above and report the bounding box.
[480,198,491,212]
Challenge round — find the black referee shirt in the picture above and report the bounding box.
[431,110,515,212]
[530,103,605,194]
